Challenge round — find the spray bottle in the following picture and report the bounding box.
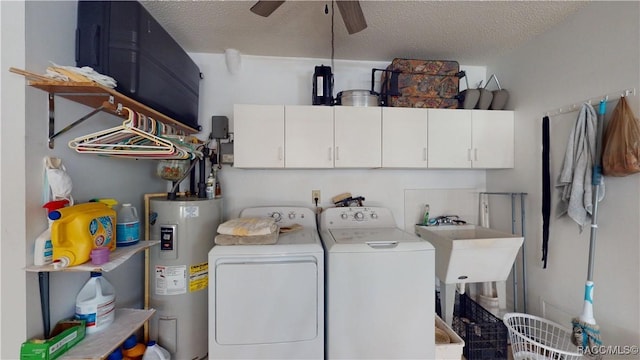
[34,200,69,266]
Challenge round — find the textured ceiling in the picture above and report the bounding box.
[141,1,586,64]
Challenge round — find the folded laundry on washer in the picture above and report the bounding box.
[217,217,278,236]
[214,231,279,245]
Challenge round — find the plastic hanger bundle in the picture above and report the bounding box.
[68,107,202,160]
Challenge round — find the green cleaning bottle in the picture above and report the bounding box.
[423,204,430,226]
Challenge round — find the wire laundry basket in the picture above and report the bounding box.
[503,313,584,360]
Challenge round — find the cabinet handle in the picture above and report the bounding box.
[328,147,333,161]
[335,147,340,161]
[423,147,427,161]
[474,148,478,161]
[467,148,472,161]
[278,147,283,160]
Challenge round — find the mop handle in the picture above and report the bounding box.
[592,100,606,186]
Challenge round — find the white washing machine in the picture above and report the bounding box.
[320,206,435,359]
[208,206,324,359]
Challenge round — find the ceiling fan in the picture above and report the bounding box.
[250,0,368,35]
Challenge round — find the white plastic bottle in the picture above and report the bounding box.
[142,341,171,360]
[116,203,140,247]
[206,172,215,200]
[35,200,69,266]
[75,272,116,334]
[34,228,54,266]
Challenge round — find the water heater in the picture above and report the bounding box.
[149,197,222,360]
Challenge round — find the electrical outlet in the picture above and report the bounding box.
[312,190,321,204]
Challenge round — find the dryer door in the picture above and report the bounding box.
[215,256,319,345]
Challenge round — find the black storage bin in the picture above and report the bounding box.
[76,0,201,130]
[452,293,508,360]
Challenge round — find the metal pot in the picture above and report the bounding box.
[337,90,380,107]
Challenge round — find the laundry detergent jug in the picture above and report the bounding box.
[50,202,116,267]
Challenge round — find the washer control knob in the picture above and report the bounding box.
[288,212,296,219]
[271,212,282,221]
[371,212,378,219]
[354,212,364,220]
[341,213,348,220]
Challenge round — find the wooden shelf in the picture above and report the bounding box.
[10,67,200,148]
[27,79,199,135]
[59,308,156,360]
[25,241,159,273]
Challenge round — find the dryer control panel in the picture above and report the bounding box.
[239,206,316,228]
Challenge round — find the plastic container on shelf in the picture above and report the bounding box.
[157,160,190,181]
[107,347,124,360]
[206,172,215,199]
[116,203,140,247]
[75,272,116,334]
[122,334,146,360]
[49,202,116,267]
[90,247,110,265]
[142,341,171,360]
[34,200,69,266]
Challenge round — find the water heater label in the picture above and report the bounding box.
[154,265,187,295]
[189,262,208,292]
[182,206,199,218]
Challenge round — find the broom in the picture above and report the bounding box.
[571,100,606,353]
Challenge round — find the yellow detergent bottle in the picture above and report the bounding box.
[49,202,116,267]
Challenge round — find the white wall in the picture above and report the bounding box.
[487,1,640,353]
[1,1,27,357]
[190,53,488,227]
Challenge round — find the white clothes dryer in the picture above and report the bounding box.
[320,206,435,359]
[209,206,324,359]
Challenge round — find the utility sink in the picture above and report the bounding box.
[415,224,523,284]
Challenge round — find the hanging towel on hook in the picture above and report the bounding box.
[557,103,605,231]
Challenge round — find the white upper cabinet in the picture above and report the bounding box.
[233,104,513,169]
[428,109,514,168]
[233,104,285,168]
[471,110,514,168]
[382,107,429,168]
[285,105,334,168]
[334,106,382,168]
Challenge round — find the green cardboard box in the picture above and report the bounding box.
[20,319,86,360]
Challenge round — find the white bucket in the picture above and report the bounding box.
[75,272,115,334]
[477,293,501,317]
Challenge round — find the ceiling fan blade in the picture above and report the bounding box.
[250,1,285,17]
[336,0,367,34]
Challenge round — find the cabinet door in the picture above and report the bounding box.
[334,107,382,168]
[233,104,285,168]
[428,109,472,168]
[382,108,428,168]
[285,105,334,168]
[472,110,514,168]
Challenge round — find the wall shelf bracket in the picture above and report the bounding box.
[47,92,118,149]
